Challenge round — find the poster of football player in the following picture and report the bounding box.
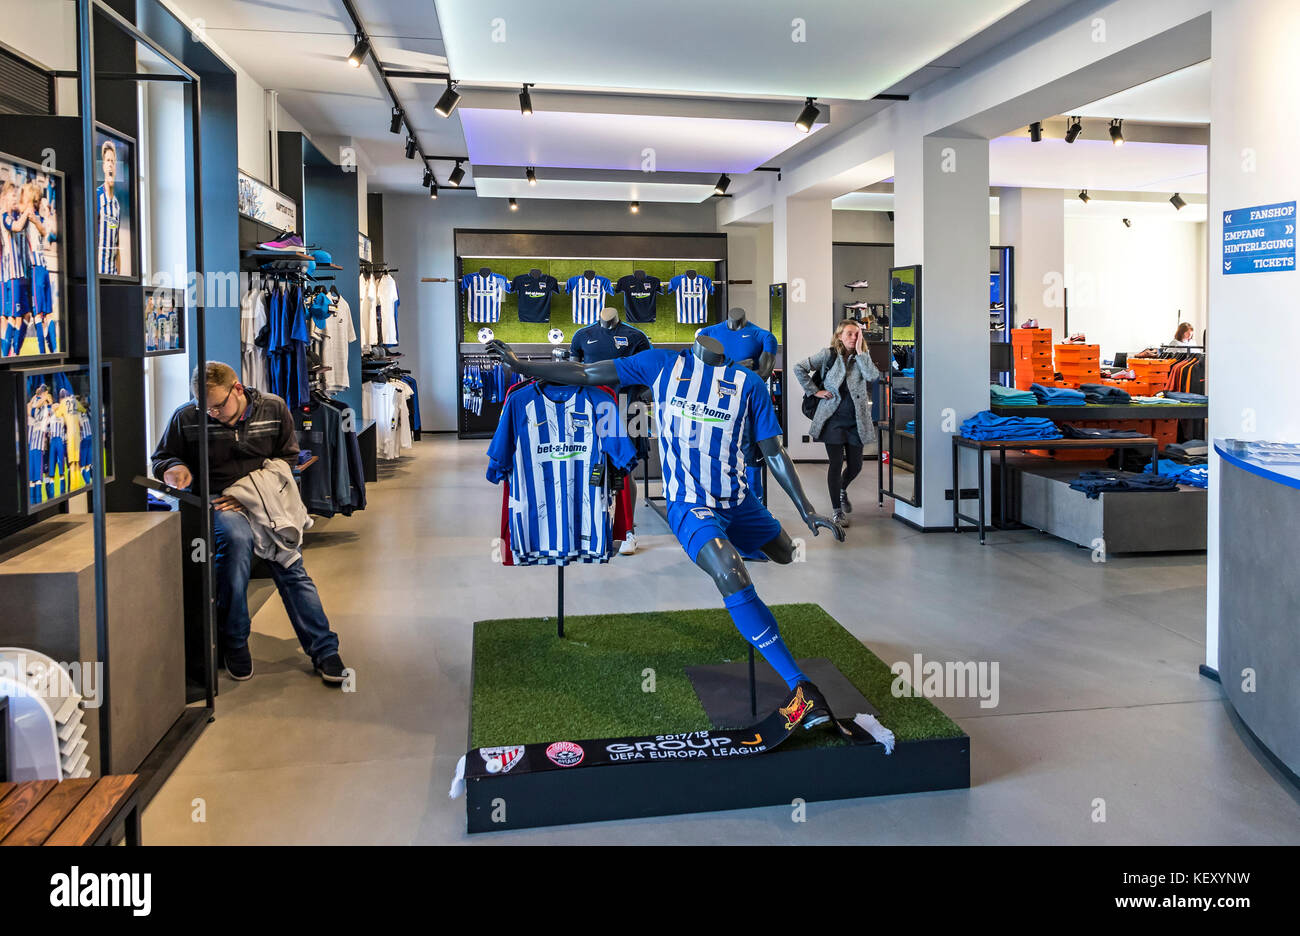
[0,151,66,362]
[92,123,139,283]
[144,286,185,355]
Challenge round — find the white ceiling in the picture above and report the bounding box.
[989,137,1207,194]
[1072,61,1210,125]
[473,178,717,203]
[437,0,1031,100]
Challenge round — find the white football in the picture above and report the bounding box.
[477,327,495,344]
[547,328,564,345]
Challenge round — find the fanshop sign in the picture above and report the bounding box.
[1222,201,1295,275]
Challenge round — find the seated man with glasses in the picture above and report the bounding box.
[150,361,347,685]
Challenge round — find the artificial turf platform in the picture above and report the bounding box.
[469,603,963,749]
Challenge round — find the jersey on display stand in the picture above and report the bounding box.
[565,274,613,325]
[614,274,661,323]
[462,271,511,323]
[694,321,778,371]
[509,272,563,323]
[667,273,714,325]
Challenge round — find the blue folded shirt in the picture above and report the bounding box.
[1031,383,1087,405]
[959,410,1062,441]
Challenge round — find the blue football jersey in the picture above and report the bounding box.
[565,274,613,325]
[613,349,781,508]
[509,273,562,323]
[462,272,511,323]
[486,383,637,565]
[667,273,713,324]
[694,322,778,371]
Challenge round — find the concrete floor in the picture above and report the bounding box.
[143,436,1300,844]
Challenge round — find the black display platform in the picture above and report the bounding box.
[686,657,879,728]
[465,658,969,833]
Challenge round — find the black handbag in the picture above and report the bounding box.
[801,391,820,419]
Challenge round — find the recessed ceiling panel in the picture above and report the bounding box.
[438,0,1030,99]
[989,137,1207,194]
[459,108,821,173]
[473,178,717,202]
[1073,61,1210,125]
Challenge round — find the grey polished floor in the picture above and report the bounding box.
[142,437,1300,844]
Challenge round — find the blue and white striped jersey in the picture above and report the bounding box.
[96,185,120,276]
[461,272,511,323]
[486,382,636,565]
[667,273,713,324]
[565,274,613,325]
[614,349,781,508]
[1,212,29,281]
[27,403,49,452]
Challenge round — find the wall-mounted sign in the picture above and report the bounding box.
[237,171,297,231]
[1222,200,1295,275]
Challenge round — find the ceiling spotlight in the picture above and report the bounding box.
[346,34,369,68]
[629,201,640,214]
[714,174,731,195]
[1065,116,1082,144]
[1029,121,1043,143]
[1170,192,1186,210]
[389,106,403,134]
[519,83,534,116]
[1122,217,1132,228]
[435,80,461,118]
[404,137,417,160]
[422,167,433,188]
[1109,118,1124,145]
[1078,189,1090,203]
[795,97,820,133]
[448,160,466,187]
[429,181,438,200]
[526,166,537,186]
[508,198,518,211]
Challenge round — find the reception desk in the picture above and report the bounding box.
[1215,440,1300,776]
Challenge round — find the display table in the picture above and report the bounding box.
[990,402,1207,420]
[1215,440,1300,777]
[0,775,141,845]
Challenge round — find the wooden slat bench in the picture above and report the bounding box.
[0,775,141,846]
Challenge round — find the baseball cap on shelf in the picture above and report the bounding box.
[310,249,333,265]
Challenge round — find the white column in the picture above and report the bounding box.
[1205,0,1300,668]
[999,187,1066,335]
[779,195,834,462]
[893,135,990,528]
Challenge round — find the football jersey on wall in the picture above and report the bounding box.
[565,274,613,325]
[613,349,781,509]
[462,271,511,323]
[614,274,661,323]
[509,273,562,323]
[486,382,637,565]
[667,273,714,324]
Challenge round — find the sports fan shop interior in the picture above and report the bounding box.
[0,0,1297,850]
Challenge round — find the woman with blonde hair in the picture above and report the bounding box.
[793,318,881,528]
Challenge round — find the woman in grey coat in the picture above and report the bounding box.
[793,319,881,527]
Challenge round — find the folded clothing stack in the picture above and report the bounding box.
[960,411,1062,441]
[1144,459,1208,488]
[1031,383,1086,405]
[904,419,915,433]
[1130,394,1181,404]
[1164,439,1208,462]
[1059,425,1145,440]
[900,367,915,377]
[1078,383,1131,404]
[991,384,1037,406]
[1068,470,1179,499]
[1164,391,1208,404]
[892,386,915,404]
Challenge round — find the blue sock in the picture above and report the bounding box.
[723,585,806,689]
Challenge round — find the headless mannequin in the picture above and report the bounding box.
[488,336,842,601]
[633,269,646,281]
[685,269,697,278]
[600,306,619,329]
[584,269,595,279]
[479,267,491,277]
[530,268,542,278]
[724,305,776,380]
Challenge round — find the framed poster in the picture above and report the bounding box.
[237,170,297,231]
[92,122,139,283]
[0,150,66,364]
[0,363,114,515]
[143,285,185,355]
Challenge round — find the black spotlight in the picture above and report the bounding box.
[422,167,433,188]
[508,198,518,211]
[526,166,537,186]
[1065,116,1082,143]
[404,137,417,160]
[389,106,403,134]
[1109,118,1124,145]
[347,35,369,69]
[1170,192,1186,210]
[629,201,640,214]
[1122,217,1132,228]
[429,181,438,200]
[436,81,461,118]
[448,160,466,187]
[714,174,731,195]
[795,97,820,133]
[519,84,533,116]
[1029,121,1043,142]
[1078,189,1090,203]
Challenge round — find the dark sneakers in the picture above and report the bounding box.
[840,486,852,514]
[314,653,348,686]
[224,644,253,681]
[791,680,835,731]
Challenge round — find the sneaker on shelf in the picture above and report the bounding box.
[1021,318,1039,328]
[843,279,871,289]
[618,532,637,555]
[833,509,850,529]
[257,234,305,251]
[224,643,253,681]
[314,653,348,686]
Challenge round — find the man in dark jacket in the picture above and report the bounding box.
[151,362,347,685]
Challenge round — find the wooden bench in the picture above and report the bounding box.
[0,775,141,846]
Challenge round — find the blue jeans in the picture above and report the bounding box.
[212,508,339,663]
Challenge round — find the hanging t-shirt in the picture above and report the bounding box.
[462,271,511,324]
[377,273,400,344]
[565,273,613,325]
[667,273,714,324]
[313,295,356,393]
[240,288,269,393]
[891,278,915,327]
[509,272,562,323]
[614,274,661,323]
